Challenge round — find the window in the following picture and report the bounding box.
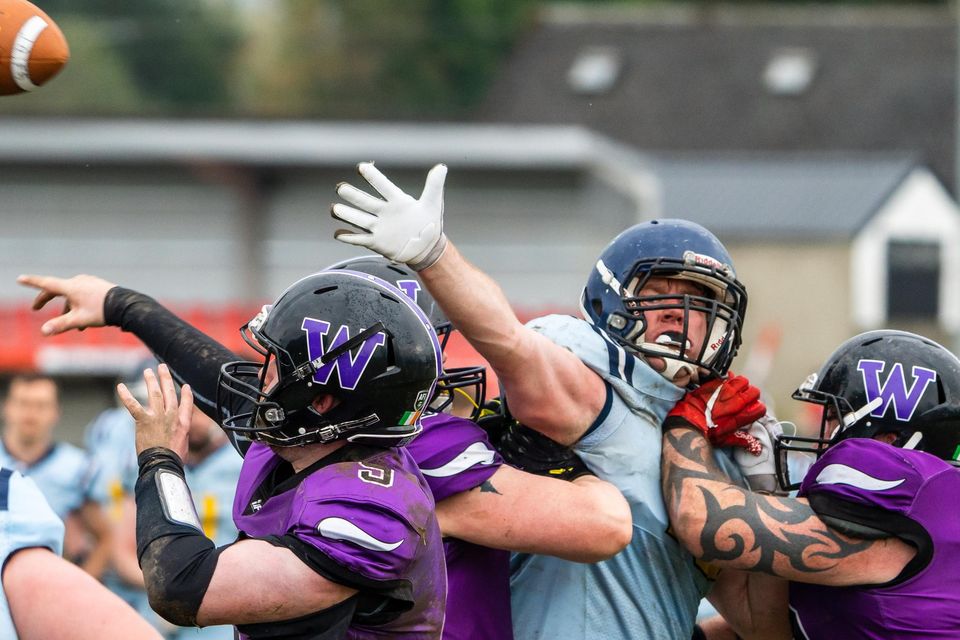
[886,240,940,320]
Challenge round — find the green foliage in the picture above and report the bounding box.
[238,0,537,118]
[33,0,243,112]
[0,16,146,114]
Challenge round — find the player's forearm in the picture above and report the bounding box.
[104,287,234,419]
[418,242,526,373]
[740,572,791,640]
[80,540,110,580]
[706,570,790,640]
[420,243,602,441]
[78,501,112,580]
[662,428,891,584]
[437,466,631,562]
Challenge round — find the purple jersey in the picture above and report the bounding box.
[407,413,511,640]
[233,442,446,639]
[791,438,960,639]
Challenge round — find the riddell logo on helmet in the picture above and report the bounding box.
[683,251,730,275]
[710,334,727,351]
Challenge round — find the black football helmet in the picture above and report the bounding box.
[217,270,442,447]
[775,330,960,489]
[580,219,747,384]
[326,255,487,421]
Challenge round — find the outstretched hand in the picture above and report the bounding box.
[17,273,115,336]
[665,375,767,454]
[332,162,448,271]
[117,363,193,460]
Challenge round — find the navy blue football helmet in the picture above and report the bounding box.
[217,270,442,447]
[326,256,486,421]
[580,219,747,384]
[775,330,960,489]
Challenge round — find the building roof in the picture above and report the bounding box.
[650,152,918,240]
[479,5,957,189]
[0,118,642,170]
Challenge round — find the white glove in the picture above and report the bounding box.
[733,413,784,494]
[332,162,448,271]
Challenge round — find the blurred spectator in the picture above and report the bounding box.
[83,374,153,623]
[0,373,112,579]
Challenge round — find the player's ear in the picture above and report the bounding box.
[310,394,340,415]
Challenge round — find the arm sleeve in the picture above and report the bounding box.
[103,286,238,421]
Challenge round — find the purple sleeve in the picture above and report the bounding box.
[799,438,927,515]
[292,498,423,585]
[407,414,503,502]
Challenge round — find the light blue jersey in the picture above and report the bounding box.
[510,315,746,640]
[84,407,139,509]
[168,442,243,640]
[0,468,65,638]
[0,439,97,520]
[82,408,157,625]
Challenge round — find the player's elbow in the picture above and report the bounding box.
[145,580,201,627]
[565,478,633,562]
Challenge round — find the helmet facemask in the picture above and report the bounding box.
[429,365,487,422]
[217,272,441,449]
[608,254,745,385]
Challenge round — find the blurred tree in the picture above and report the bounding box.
[0,16,146,114]
[238,0,538,118]
[35,0,243,112]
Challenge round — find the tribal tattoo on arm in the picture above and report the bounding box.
[661,428,872,581]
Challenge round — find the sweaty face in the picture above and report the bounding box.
[635,277,709,384]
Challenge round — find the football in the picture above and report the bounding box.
[0,0,68,96]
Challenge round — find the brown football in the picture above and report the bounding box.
[0,0,69,96]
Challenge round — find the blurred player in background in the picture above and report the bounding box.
[26,271,448,638]
[20,261,633,640]
[1,466,162,639]
[662,329,960,639]
[84,360,155,623]
[331,163,781,639]
[0,373,113,579]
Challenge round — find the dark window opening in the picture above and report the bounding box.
[887,241,940,320]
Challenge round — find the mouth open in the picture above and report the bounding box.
[655,331,690,353]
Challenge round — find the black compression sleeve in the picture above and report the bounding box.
[135,447,226,627]
[104,286,236,420]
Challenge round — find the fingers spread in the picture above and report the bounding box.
[40,311,76,337]
[333,229,375,248]
[158,364,179,413]
[421,163,447,203]
[30,289,57,311]
[178,384,194,428]
[144,368,163,411]
[17,274,61,292]
[357,162,404,201]
[330,203,377,231]
[116,383,144,419]
[336,182,385,213]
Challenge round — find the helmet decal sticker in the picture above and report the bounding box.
[302,318,386,390]
[395,279,421,303]
[857,360,938,422]
[813,463,906,492]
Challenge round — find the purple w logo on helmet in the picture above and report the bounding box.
[394,279,421,303]
[301,318,386,390]
[857,359,938,422]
